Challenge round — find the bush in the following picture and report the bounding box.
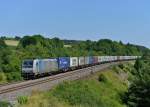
[0,101,12,107]
[0,72,7,83]
[6,72,22,82]
[118,64,124,69]
[0,39,7,48]
[17,96,28,105]
[113,66,120,74]
[98,74,108,82]
[52,81,104,107]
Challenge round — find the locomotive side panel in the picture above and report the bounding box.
[38,58,58,74]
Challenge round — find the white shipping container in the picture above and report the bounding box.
[70,57,78,67]
[98,56,105,63]
[109,56,112,61]
[78,57,85,66]
[101,56,106,62]
[85,56,89,65]
[98,56,101,63]
[114,56,118,61]
[105,56,110,62]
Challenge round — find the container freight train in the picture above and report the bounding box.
[21,56,139,79]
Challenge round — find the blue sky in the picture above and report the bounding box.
[0,0,150,47]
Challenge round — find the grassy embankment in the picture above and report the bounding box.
[16,62,134,107]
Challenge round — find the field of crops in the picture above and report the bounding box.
[5,40,19,46]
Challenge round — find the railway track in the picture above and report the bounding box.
[0,80,25,87]
[0,67,85,94]
[0,61,132,102]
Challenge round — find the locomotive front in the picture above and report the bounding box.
[21,59,35,79]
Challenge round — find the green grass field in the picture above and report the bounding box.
[5,40,19,46]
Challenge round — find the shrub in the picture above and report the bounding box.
[98,74,108,82]
[0,101,12,107]
[6,72,22,82]
[52,81,104,107]
[118,64,124,69]
[0,72,7,83]
[0,39,7,48]
[113,66,120,74]
[17,96,28,105]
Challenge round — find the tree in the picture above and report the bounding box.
[15,36,21,40]
[18,35,45,48]
[0,39,7,48]
[124,54,150,107]
[134,58,143,79]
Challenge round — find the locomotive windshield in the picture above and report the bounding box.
[22,60,33,68]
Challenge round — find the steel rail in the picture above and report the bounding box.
[0,81,25,87]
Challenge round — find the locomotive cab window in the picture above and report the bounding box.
[22,60,33,68]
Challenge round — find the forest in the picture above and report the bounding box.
[0,35,149,83]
